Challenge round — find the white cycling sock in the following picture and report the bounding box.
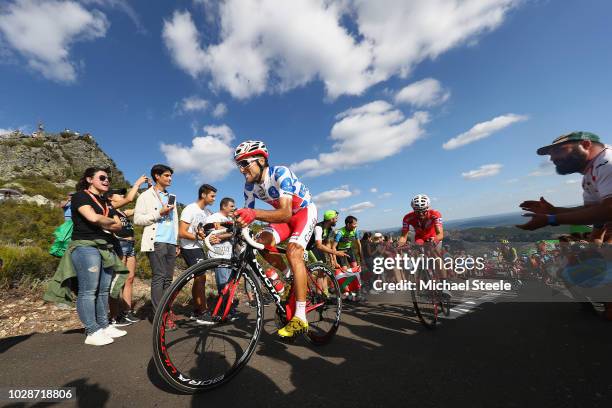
[295,301,307,322]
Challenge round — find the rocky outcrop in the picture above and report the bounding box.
[0,131,126,184]
[18,194,53,206]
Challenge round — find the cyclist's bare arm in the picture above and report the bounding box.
[435,224,444,241]
[398,230,409,245]
[237,197,292,226]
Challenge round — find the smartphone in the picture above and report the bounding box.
[168,194,176,207]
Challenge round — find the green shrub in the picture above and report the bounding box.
[0,201,63,247]
[9,177,72,201]
[0,140,19,147]
[0,245,59,288]
[23,138,45,148]
[136,252,151,280]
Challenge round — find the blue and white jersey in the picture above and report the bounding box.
[243,166,312,214]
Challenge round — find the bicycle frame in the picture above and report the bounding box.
[210,244,327,324]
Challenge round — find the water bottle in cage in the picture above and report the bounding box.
[265,268,285,295]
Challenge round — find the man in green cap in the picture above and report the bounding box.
[518,131,612,231]
[306,209,347,266]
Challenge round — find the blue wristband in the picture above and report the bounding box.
[547,214,559,226]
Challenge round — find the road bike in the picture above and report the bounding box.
[152,222,342,393]
[400,243,451,329]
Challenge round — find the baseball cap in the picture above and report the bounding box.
[537,131,602,155]
[373,232,383,238]
[323,209,339,221]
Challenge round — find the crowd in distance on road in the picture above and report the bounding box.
[42,131,612,346]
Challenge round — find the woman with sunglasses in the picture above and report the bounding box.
[71,167,126,346]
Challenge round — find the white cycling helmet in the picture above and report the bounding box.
[411,194,430,211]
[234,140,269,161]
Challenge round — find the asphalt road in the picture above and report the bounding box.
[2,281,612,408]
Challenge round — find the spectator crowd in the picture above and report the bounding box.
[41,130,612,346]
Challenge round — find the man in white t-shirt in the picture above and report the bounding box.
[179,184,218,325]
[205,197,238,319]
[518,131,612,320]
[518,132,612,230]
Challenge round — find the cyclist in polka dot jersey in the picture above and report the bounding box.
[233,141,317,339]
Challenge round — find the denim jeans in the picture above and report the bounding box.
[71,246,114,335]
[215,267,232,292]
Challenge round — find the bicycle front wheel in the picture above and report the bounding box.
[411,268,438,329]
[304,262,342,345]
[152,258,264,393]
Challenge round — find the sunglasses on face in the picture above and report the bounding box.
[236,158,258,169]
[98,175,111,182]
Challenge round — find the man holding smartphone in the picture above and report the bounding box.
[134,164,179,325]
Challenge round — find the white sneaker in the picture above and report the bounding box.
[104,325,127,338]
[84,329,114,346]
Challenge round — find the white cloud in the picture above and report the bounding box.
[395,78,450,107]
[369,187,378,193]
[462,163,502,180]
[177,96,209,114]
[442,114,528,150]
[81,0,145,33]
[160,124,235,181]
[378,192,392,199]
[565,179,581,184]
[291,101,429,177]
[528,160,555,177]
[383,209,393,213]
[0,128,14,135]
[0,0,109,82]
[505,178,519,184]
[344,201,375,214]
[162,0,520,99]
[313,188,354,206]
[212,103,227,118]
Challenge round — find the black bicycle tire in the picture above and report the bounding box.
[152,258,264,393]
[303,262,342,346]
[411,268,438,329]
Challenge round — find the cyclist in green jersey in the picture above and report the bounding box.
[332,215,363,272]
[500,239,520,280]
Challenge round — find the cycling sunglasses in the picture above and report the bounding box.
[98,175,111,182]
[236,158,259,169]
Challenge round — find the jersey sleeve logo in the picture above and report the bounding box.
[268,186,280,199]
[280,177,295,193]
[274,166,287,180]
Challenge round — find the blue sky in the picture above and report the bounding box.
[1,0,612,230]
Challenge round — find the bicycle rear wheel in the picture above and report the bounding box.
[304,262,342,345]
[411,268,438,329]
[152,259,264,393]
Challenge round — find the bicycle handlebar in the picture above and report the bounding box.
[204,228,227,255]
[200,222,265,253]
[242,227,264,250]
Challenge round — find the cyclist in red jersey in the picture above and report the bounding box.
[398,194,449,284]
[398,194,444,248]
